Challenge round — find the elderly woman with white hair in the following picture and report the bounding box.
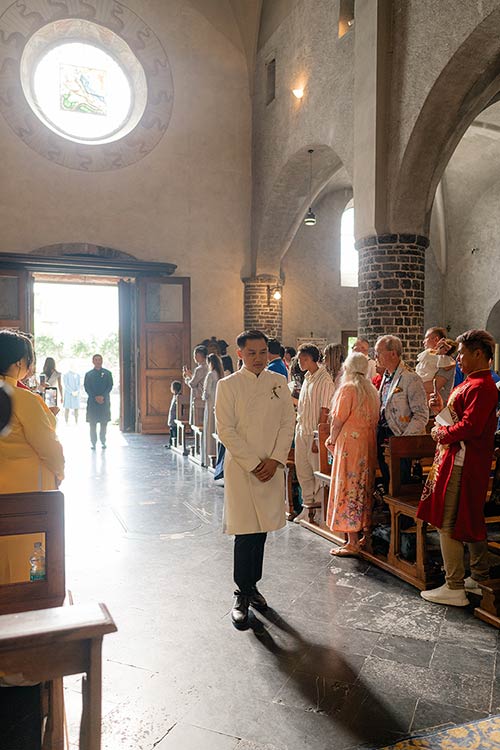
[325,352,380,556]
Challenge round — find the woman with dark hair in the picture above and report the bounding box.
[418,329,498,606]
[0,330,64,584]
[0,330,64,493]
[0,379,12,434]
[202,353,224,467]
[41,356,63,406]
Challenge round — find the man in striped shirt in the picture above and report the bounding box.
[293,344,337,523]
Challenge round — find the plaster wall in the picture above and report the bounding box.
[281,190,357,347]
[389,0,500,225]
[252,0,354,273]
[0,0,251,348]
[442,176,500,337]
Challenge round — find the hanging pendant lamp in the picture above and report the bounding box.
[304,148,316,226]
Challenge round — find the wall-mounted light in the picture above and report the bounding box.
[292,88,304,99]
[304,148,316,226]
[267,285,282,305]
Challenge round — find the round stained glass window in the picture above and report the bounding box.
[21,20,148,146]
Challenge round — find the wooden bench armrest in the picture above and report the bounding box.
[0,603,117,652]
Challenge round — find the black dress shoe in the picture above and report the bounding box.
[248,587,267,611]
[231,592,249,628]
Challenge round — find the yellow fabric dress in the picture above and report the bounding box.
[0,376,65,583]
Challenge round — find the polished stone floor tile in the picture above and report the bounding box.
[410,698,488,733]
[430,640,496,678]
[55,427,500,748]
[155,723,240,749]
[372,633,436,668]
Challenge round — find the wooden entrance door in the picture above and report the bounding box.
[0,269,31,332]
[137,277,190,433]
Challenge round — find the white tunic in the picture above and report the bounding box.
[215,367,296,535]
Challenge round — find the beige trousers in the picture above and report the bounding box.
[294,431,320,504]
[438,465,489,590]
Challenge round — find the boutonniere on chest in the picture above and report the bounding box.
[271,384,282,399]
[392,386,403,394]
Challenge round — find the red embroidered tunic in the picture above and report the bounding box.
[416,370,498,542]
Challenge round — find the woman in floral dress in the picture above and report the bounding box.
[326,352,380,556]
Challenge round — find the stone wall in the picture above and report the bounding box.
[243,276,283,340]
[282,189,357,347]
[357,234,427,365]
[0,0,251,349]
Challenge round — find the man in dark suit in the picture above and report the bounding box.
[84,354,113,449]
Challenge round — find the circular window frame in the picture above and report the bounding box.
[21,28,147,146]
[0,1,174,171]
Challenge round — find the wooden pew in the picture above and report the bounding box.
[310,433,442,589]
[301,423,347,547]
[284,446,297,520]
[0,602,117,750]
[188,424,204,466]
[170,395,192,456]
[360,434,441,590]
[0,491,66,748]
[0,491,65,615]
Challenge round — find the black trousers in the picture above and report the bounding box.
[377,423,411,492]
[233,532,267,595]
[89,420,108,446]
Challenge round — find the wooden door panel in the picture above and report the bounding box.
[145,330,183,370]
[138,277,190,433]
[0,269,30,331]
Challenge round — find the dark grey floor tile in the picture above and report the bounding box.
[155,723,240,749]
[359,655,491,711]
[332,593,446,641]
[410,698,488,733]
[331,683,416,746]
[438,616,498,650]
[296,647,366,682]
[249,700,389,750]
[272,673,351,713]
[373,633,435,668]
[430,641,496,678]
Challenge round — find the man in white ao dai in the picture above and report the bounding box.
[215,330,296,628]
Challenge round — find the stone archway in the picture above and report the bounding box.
[245,144,346,339]
[392,7,500,236]
[487,300,500,343]
[255,144,345,277]
[32,243,138,260]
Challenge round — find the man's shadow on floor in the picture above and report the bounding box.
[243,607,409,749]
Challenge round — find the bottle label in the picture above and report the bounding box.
[30,570,46,582]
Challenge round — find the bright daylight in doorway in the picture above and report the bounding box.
[33,281,120,424]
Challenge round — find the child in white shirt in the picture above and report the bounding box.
[416,332,456,399]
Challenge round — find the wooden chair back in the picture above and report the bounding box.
[0,491,65,615]
[318,422,331,475]
[387,435,435,498]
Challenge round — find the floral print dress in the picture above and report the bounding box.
[326,383,379,533]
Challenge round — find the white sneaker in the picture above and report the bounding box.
[420,583,468,607]
[464,576,482,595]
[293,508,309,524]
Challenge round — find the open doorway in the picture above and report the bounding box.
[33,275,120,435]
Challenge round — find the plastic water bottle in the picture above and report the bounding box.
[29,542,46,582]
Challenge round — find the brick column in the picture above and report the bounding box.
[243,275,283,340]
[356,234,428,366]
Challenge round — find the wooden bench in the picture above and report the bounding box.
[188,424,204,466]
[309,433,443,589]
[207,431,222,474]
[0,602,117,750]
[359,434,441,590]
[0,491,65,615]
[170,396,192,456]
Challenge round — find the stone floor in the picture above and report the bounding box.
[58,423,500,750]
